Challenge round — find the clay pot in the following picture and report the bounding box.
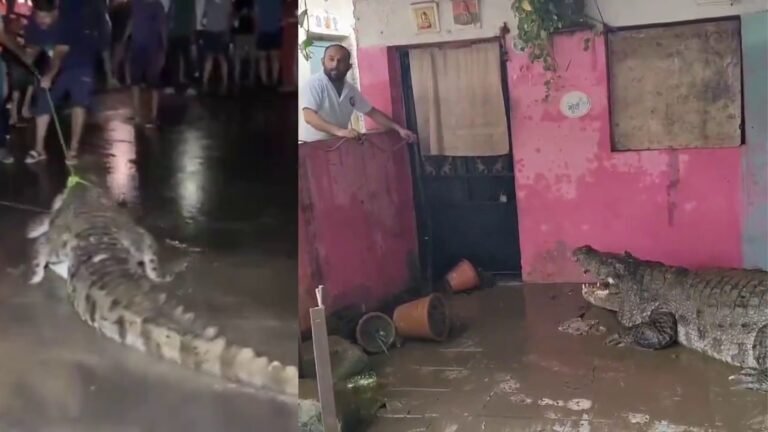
[392,293,450,341]
[355,312,396,354]
[445,259,480,293]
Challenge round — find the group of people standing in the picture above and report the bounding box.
[0,0,296,166]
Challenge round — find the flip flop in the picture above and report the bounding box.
[24,149,46,164]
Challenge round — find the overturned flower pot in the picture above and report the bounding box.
[355,312,396,354]
[392,293,450,341]
[445,259,481,293]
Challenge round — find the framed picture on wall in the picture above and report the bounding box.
[411,1,440,34]
[452,0,481,29]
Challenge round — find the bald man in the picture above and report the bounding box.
[299,44,417,143]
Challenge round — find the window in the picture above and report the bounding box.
[607,18,743,151]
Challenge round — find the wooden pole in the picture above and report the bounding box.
[310,285,340,432]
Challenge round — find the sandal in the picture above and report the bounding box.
[24,149,46,164]
[0,149,13,164]
[65,150,78,165]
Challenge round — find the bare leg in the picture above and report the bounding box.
[246,52,256,87]
[218,55,228,94]
[21,86,33,118]
[10,90,19,125]
[131,86,141,122]
[269,50,280,85]
[234,50,242,89]
[34,114,51,157]
[258,52,268,86]
[150,89,159,124]
[202,56,213,93]
[68,107,86,161]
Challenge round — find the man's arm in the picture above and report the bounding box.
[303,108,359,139]
[0,28,29,64]
[363,107,417,143]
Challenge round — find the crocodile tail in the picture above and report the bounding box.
[68,239,298,396]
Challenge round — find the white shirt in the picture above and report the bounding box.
[299,72,373,142]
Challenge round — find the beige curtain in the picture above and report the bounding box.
[408,41,510,156]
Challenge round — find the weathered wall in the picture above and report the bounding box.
[508,31,744,281]
[346,1,765,285]
[298,131,419,332]
[741,11,768,270]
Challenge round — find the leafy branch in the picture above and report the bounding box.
[511,0,588,101]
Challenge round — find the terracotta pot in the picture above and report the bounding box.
[445,259,480,293]
[392,294,450,341]
[355,312,396,354]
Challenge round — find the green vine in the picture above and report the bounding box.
[511,0,588,101]
[298,0,313,61]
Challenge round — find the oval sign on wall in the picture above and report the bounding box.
[560,91,591,118]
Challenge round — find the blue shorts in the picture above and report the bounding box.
[32,68,95,116]
[130,44,164,87]
[257,30,282,51]
[201,31,230,56]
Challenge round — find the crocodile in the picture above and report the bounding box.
[27,185,172,284]
[572,245,768,392]
[27,180,298,396]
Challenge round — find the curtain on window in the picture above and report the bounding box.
[408,41,510,156]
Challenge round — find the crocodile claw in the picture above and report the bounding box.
[729,368,768,392]
[604,333,627,347]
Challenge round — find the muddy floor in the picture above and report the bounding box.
[0,89,297,431]
[368,282,768,432]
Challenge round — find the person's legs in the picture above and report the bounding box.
[201,32,215,93]
[233,37,244,90]
[129,44,147,121]
[28,82,65,163]
[269,50,280,86]
[147,47,165,125]
[66,70,95,161]
[10,90,20,125]
[21,85,33,118]
[217,32,229,94]
[0,58,12,163]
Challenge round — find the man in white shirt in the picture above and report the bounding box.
[299,44,417,143]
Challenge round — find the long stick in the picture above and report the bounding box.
[310,285,340,432]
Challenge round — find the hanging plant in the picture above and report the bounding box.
[511,0,588,101]
[298,0,313,61]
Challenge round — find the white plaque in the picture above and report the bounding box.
[560,91,591,118]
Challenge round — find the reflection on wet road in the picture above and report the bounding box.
[0,90,297,431]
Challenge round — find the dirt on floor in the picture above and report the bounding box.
[367,282,768,432]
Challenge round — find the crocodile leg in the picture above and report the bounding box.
[729,324,768,392]
[605,309,677,350]
[28,233,52,284]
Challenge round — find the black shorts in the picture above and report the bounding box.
[201,31,230,56]
[257,30,282,51]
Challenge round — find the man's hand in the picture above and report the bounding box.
[396,127,417,143]
[334,128,361,140]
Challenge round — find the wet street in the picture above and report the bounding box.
[0,89,297,431]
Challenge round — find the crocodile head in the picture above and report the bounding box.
[571,245,631,312]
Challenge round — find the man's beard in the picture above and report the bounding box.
[323,68,348,83]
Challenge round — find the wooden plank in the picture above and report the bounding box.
[310,286,340,432]
[608,19,743,151]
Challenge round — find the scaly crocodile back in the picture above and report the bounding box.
[44,183,298,396]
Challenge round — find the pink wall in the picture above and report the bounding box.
[509,32,743,281]
[356,31,744,283]
[298,131,419,333]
